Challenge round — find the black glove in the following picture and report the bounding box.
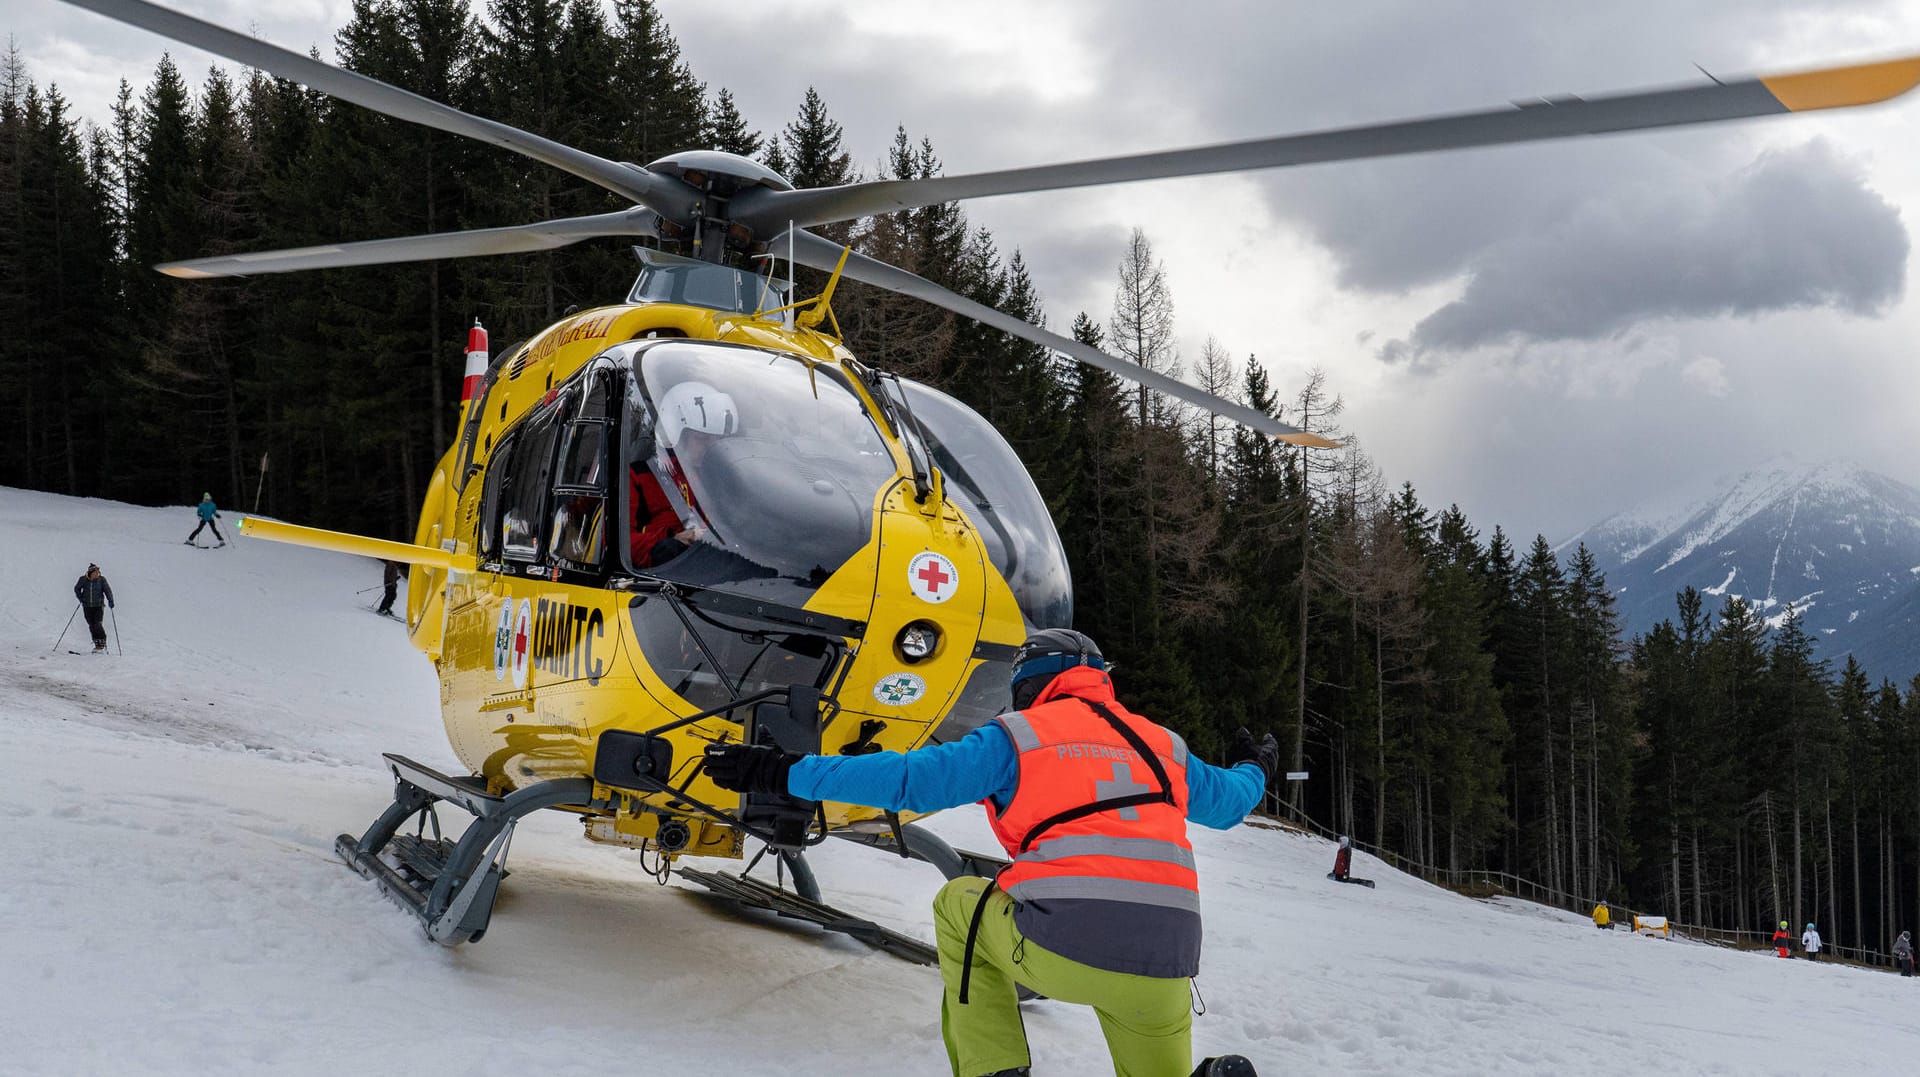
[1230,727,1280,781]
[703,743,801,795]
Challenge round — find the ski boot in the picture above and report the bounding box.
[1194,1057,1256,1077]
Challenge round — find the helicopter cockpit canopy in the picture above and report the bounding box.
[612,339,1071,632]
[622,340,896,607]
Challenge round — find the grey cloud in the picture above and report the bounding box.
[1400,139,1906,352]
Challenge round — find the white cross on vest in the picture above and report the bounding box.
[1093,761,1151,820]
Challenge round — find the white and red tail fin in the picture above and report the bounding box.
[461,319,489,411]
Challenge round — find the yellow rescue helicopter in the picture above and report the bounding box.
[59,0,1920,950]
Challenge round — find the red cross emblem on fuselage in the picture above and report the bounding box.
[908,552,958,605]
[917,560,951,594]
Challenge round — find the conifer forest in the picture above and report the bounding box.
[5,0,1919,957]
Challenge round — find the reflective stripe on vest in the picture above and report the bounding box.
[1016,834,1196,871]
[1002,875,1203,913]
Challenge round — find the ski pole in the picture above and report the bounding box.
[355,584,382,595]
[52,604,80,652]
[110,606,123,656]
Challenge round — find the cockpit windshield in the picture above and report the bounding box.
[624,248,789,316]
[895,380,1073,630]
[623,341,899,606]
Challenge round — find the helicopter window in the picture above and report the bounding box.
[897,380,1074,630]
[479,430,512,562]
[500,393,572,563]
[622,341,898,607]
[628,597,841,715]
[549,374,614,570]
[628,263,770,315]
[549,422,609,569]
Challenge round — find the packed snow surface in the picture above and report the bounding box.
[5,487,1918,1075]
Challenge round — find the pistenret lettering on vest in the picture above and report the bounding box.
[1054,741,1141,763]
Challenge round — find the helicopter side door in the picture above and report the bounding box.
[439,369,634,781]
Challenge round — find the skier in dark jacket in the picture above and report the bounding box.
[1895,930,1913,976]
[376,560,403,616]
[73,563,114,653]
[185,492,225,547]
[1772,921,1792,958]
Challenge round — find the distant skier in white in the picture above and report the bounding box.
[1801,923,1822,961]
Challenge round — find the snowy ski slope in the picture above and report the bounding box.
[2,486,1915,1076]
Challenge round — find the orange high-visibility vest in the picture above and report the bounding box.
[985,665,1201,977]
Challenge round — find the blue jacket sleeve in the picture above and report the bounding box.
[1185,757,1266,829]
[788,722,1019,814]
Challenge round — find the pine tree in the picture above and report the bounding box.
[1512,535,1570,893]
[704,87,759,156]
[1416,506,1506,870]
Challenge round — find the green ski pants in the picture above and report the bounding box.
[933,876,1194,1077]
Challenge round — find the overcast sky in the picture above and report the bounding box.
[11,0,1920,541]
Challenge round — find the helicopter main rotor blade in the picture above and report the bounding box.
[156,209,659,278]
[736,54,1920,231]
[783,230,1334,446]
[57,0,679,210]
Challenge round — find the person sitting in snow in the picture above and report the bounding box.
[1895,930,1913,977]
[1592,900,1612,931]
[1772,920,1792,958]
[1332,836,1353,881]
[1801,922,1822,962]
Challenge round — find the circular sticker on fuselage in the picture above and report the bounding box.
[874,672,927,707]
[907,551,959,604]
[493,601,514,681]
[510,598,532,689]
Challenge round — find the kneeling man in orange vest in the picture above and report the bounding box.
[706,628,1277,1077]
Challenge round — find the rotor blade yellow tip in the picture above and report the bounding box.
[1279,433,1343,449]
[1761,55,1920,112]
[158,264,224,279]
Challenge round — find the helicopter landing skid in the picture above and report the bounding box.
[336,753,597,945]
[675,864,938,966]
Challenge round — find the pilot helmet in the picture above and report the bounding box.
[657,381,739,448]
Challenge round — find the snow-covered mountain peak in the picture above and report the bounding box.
[1573,458,1920,680]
